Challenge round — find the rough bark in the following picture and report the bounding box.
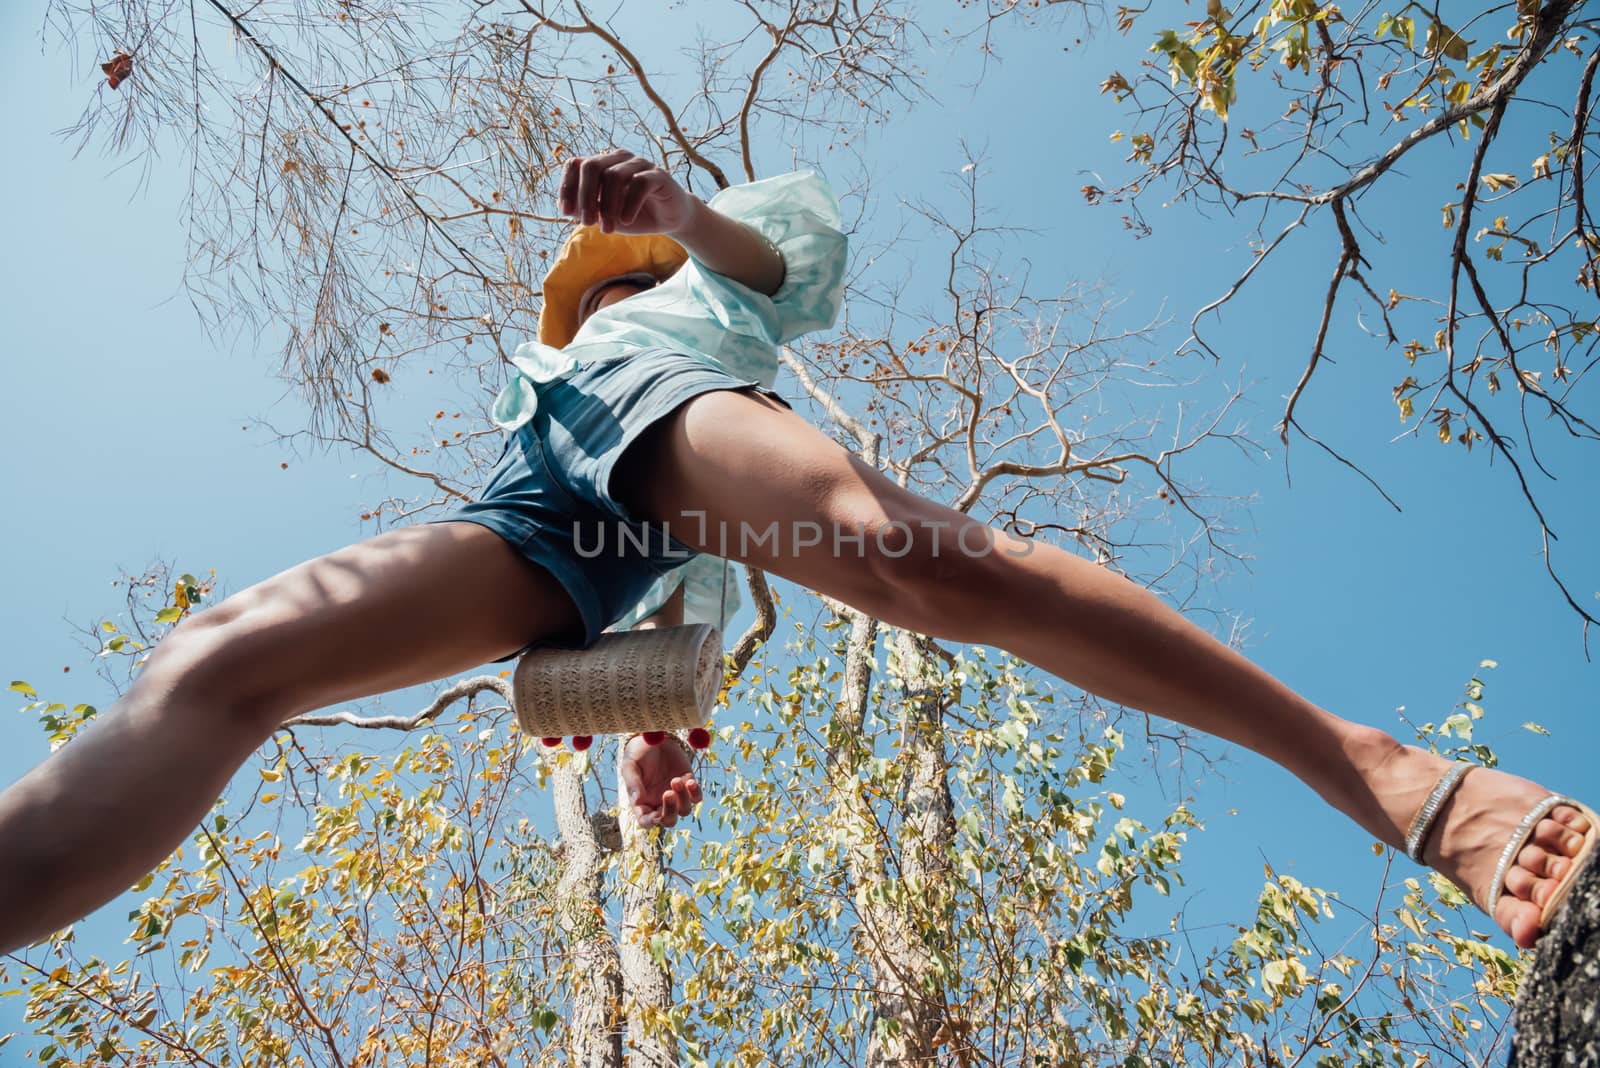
[1511,852,1600,1067]
[787,348,951,1064]
[857,629,957,1066]
[617,755,680,1068]
[552,758,624,1068]
[825,606,939,1066]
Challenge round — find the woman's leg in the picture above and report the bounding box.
[613,388,1590,949]
[0,521,583,954]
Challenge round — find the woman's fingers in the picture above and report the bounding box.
[618,168,666,228]
[677,774,702,807]
[570,148,628,224]
[574,153,608,225]
[599,157,653,233]
[558,154,591,218]
[659,789,681,828]
[559,149,654,226]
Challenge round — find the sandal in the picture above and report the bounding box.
[1405,762,1600,934]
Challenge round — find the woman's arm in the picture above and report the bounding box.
[667,196,786,296]
[559,148,785,296]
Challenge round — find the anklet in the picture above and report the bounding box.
[1405,761,1474,863]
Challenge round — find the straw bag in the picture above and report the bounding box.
[512,562,732,750]
[512,622,723,743]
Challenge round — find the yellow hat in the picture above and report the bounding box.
[538,225,688,348]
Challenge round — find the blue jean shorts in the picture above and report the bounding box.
[426,346,790,659]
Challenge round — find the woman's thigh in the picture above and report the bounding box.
[169,520,583,721]
[610,387,1002,621]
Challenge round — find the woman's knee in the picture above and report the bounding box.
[846,502,1016,631]
[139,593,293,725]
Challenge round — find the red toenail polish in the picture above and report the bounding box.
[688,727,711,749]
[572,735,594,751]
[642,731,666,746]
[541,737,562,747]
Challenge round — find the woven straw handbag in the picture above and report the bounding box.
[512,621,724,739]
[513,527,737,748]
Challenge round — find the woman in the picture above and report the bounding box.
[0,148,1591,957]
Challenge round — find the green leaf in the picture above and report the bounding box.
[154,606,184,624]
[1425,20,1470,60]
[1395,15,1416,50]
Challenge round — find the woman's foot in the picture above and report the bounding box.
[1372,744,1594,949]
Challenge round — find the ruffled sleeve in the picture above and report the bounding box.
[680,170,849,353]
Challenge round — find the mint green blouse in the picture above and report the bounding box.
[489,170,849,633]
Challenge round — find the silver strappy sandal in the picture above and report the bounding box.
[1405,762,1599,933]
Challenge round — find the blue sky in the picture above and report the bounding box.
[2,0,1597,1046]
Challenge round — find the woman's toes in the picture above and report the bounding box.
[1502,861,1541,904]
[1533,815,1586,858]
[1517,842,1557,879]
[1552,804,1591,835]
[1495,893,1542,950]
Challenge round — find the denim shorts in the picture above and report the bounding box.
[426,346,791,659]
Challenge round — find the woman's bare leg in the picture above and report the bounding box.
[614,388,1591,949]
[0,521,582,954]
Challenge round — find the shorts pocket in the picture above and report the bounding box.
[513,419,584,514]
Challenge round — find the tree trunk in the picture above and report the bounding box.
[827,607,943,1067]
[1510,851,1600,1066]
[861,629,957,1066]
[552,758,624,1068]
[617,756,680,1068]
[786,353,951,1064]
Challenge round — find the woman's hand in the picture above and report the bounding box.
[558,149,700,237]
[558,147,785,294]
[619,733,703,829]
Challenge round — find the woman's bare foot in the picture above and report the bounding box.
[1371,744,1594,949]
